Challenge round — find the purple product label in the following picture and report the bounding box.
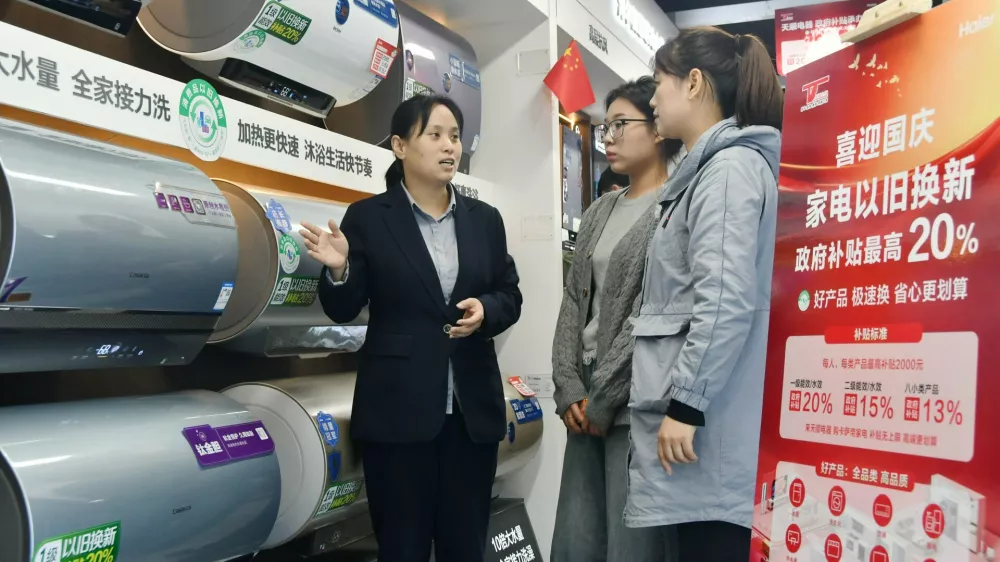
[167,195,182,212]
[182,425,230,467]
[180,196,194,213]
[182,421,274,467]
[216,420,275,460]
[154,192,169,209]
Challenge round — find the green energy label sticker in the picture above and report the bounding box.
[278,234,301,275]
[316,479,363,517]
[178,79,227,162]
[798,290,811,312]
[234,29,266,52]
[33,521,121,562]
[270,275,319,306]
[254,1,312,45]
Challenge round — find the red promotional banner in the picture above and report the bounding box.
[775,0,876,75]
[752,1,1000,561]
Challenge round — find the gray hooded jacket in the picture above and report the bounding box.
[625,118,780,529]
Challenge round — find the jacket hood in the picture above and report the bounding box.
[659,117,781,204]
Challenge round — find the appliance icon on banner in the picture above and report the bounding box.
[831,489,844,512]
[926,509,943,534]
[870,545,889,562]
[790,479,804,505]
[826,537,841,558]
[787,528,800,548]
[923,503,946,539]
[875,502,892,518]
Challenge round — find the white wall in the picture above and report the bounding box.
[554,0,680,117]
[468,14,568,557]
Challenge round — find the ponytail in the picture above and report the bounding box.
[384,158,404,189]
[734,35,784,130]
[654,27,784,131]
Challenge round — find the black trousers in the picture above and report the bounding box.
[361,404,499,562]
[676,520,751,562]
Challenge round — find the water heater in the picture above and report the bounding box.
[0,390,281,562]
[325,1,482,171]
[15,0,152,36]
[222,373,367,549]
[138,0,401,118]
[222,372,544,550]
[210,180,367,357]
[0,118,239,373]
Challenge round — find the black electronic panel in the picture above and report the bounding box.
[0,329,208,373]
[18,0,143,36]
[220,58,335,114]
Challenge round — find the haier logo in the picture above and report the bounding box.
[959,14,994,37]
[800,75,831,113]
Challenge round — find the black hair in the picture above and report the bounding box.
[597,167,630,196]
[385,94,465,188]
[604,76,683,162]
[654,27,783,130]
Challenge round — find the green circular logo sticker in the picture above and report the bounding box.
[178,78,228,162]
[234,29,266,52]
[278,234,301,274]
[797,290,811,312]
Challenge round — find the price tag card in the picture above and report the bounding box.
[508,376,536,397]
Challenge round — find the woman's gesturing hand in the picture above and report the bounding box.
[300,220,350,279]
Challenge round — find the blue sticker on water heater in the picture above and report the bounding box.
[507,421,516,444]
[327,451,342,482]
[509,397,543,425]
[354,0,398,28]
[316,411,340,447]
[265,198,293,234]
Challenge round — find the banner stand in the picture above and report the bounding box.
[751,0,1000,559]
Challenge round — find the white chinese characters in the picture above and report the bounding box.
[195,440,223,456]
[835,108,936,168]
[491,524,536,561]
[804,277,969,311]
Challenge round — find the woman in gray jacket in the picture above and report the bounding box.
[625,28,784,562]
[551,77,682,562]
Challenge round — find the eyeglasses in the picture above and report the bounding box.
[595,118,650,140]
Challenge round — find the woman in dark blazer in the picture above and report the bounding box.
[299,94,522,562]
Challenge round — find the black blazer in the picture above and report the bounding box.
[319,184,522,444]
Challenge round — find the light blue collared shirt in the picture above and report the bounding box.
[401,183,459,415]
[329,183,460,414]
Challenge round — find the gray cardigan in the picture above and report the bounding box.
[552,188,658,431]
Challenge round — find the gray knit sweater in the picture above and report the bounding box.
[552,188,658,431]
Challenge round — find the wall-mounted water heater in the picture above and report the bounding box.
[325,1,483,172]
[138,0,402,118]
[210,180,367,357]
[0,118,239,373]
[15,0,153,36]
[0,390,281,562]
[223,373,367,550]
[222,371,543,551]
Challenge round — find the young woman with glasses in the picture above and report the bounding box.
[550,76,683,562]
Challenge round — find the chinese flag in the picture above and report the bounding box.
[543,41,595,115]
